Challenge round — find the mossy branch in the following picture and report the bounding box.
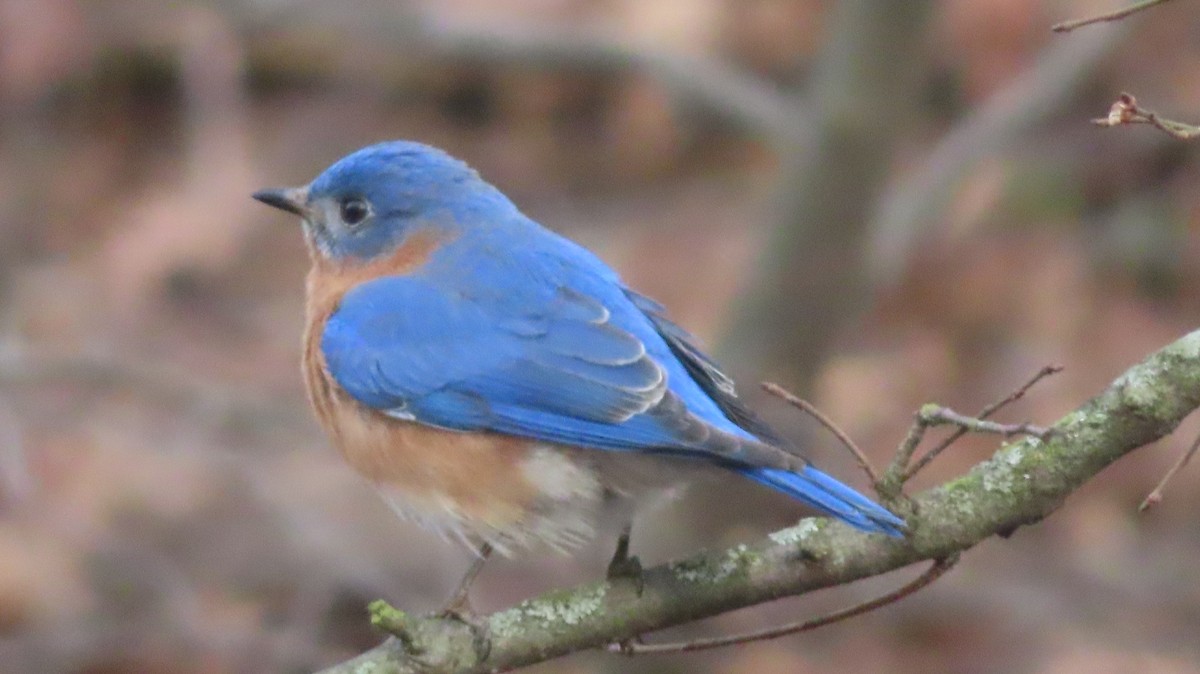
[318,330,1200,673]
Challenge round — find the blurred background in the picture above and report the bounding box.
[2,0,1200,672]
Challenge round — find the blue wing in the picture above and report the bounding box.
[321,230,905,536]
[322,267,793,466]
[325,276,664,435]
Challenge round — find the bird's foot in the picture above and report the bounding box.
[606,522,644,595]
[606,552,644,596]
[430,596,491,662]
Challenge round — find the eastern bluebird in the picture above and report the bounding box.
[253,140,904,606]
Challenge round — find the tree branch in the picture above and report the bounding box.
[245,8,798,143]
[868,22,1127,287]
[319,329,1200,674]
[415,16,799,142]
[723,0,937,384]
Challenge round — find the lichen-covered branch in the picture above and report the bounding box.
[319,329,1200,674]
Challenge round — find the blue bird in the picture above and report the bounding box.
[253,140,904,606]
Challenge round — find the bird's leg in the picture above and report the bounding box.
[438,541,493,619]
[605,522,643,595]
[434,542,495,662]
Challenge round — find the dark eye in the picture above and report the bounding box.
[339,198,370,226]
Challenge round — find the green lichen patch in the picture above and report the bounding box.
[669,544,760,585]
[368,599,410,634]
[768,518,823,547]
[490,583,608,639]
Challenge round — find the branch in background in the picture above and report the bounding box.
[1052,0,1177,33]
[0,342,308,431]
[319,330,1200,674]
[723,0,937,386]
[1092,92,1200,140]
[868,22,1127,288]
[416,16,799,143]
[0,397,31,506]
[247,6,798,143]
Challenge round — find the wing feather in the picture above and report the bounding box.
[322,271,798,471]
[624,288,788,447]
[323,277,666,428]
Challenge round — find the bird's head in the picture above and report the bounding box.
[253,140,513,263]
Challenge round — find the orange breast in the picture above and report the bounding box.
[300,230,541,531]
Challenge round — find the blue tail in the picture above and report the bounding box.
[739,464,906,537]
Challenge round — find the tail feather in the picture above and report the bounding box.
[740,464,906,537]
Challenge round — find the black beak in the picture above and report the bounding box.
[252,186,309,217]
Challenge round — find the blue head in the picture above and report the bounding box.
[253,141,517,263]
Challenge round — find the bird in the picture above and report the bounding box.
[253,140,904,610]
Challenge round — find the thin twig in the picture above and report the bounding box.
[920,407,1050,439]
[1052,0,1175,32]
[977,365,1063,419]
[904,365,1062,481]
[610,555,959,655]
[1091,92,1200,140]
[762,381,880,485]
[881,410,931,495]
[1139,432,1200,511]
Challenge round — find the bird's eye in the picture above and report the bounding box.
[339,198,370,226]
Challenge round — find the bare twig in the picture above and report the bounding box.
[1139,432,1200,511]
[919,406,1050,439]
[904,365,1062,481]
[610,554,959,655]
[1052,0,1175,32]
[762,381,880,485]
[1092,92,1200,140]
[882,412,931,490]
[976,365,1063,417]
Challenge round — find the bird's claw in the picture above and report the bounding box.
[606,553,645,596]
[430,600,492,663]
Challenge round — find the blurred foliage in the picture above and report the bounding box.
[1,1,1200,673]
